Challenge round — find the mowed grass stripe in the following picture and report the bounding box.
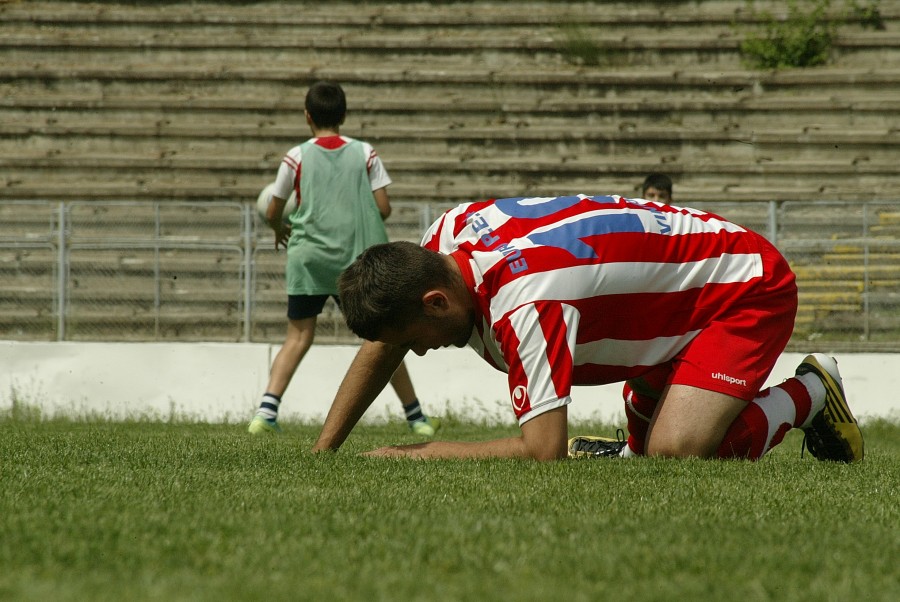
[0,418,898,602]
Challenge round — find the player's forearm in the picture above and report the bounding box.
[266,196,288,228]
[312,391,373,452]
[362,406,570,460]
[373,187,391,220]
[313,380,386,452]
[365,437,564,461]
[312,341,406,452]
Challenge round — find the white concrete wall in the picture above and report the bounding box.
[1,341,898,425]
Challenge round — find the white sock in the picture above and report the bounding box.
[255,393,281,421]
[796,372,826,428]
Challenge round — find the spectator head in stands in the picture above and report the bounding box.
[641,172,674,204]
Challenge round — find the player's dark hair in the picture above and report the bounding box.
[338,242,455,341]
[305,81,347,129]
[641,172,673,196]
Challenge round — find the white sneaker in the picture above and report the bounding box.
[409,416,441,437]
[248,415,282,435]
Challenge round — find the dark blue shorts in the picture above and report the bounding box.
[287,294,341,320]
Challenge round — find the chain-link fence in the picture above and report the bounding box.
[2,199,898,350]
[0,199,444,344]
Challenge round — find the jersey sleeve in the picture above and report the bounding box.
[420,203,476,252]
[493,300,581,425]
[362,142,392,191]
[272,146,302,200]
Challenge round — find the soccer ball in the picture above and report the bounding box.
[256,182,297,224]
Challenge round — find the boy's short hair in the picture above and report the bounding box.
[641,172,673,196]
[305,81,347,129]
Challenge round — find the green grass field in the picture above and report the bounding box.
[1,417,898,602]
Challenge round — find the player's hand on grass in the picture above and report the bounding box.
[363,444,427,458]
[363,445,406,457]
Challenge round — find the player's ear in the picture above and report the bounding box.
[421,290,450,316]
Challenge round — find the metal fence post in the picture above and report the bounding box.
[56,201,67,341]
[767,200,778,244]
[863,203,871,341]
[421,203,433,234]
[154,202,161,339]
[243,203,253,342]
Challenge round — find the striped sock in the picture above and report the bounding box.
[403,399,425,424]
[255,393,281,421]
[623,383,657,456]
[717,373,826,459]
[621,369,667,456]
[620,443,638,458]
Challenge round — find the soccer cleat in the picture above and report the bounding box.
[248,415,282,435]
[568,430,628,458]
[409,415,441,437]
[796,353,864,463]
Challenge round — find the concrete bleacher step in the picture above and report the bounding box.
[794,309,900,330]
[821,252,900,265]
[8,29,897,72]
[798,290,862,304]
[5,0,899,69]
[7,83,900,117]
[0,308,349,343]
[796,280,864,293]
[8,1,898,30]
[4,60,900,92]
[11,0,900,24]
[2,0,898,346]
[6,178,899,206]
[4,0,900,207]
[9,146,900,172]
[8,20,900,46]
[792,264,900,281]
[0,289,243,313]
[4,115,899,150]
[7,152,900,190]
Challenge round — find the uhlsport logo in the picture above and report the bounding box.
[711,372,748,387]
[512,385,529,412]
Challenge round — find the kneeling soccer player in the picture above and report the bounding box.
[312,194,863,463]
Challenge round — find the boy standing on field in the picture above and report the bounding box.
[249,81,440,436]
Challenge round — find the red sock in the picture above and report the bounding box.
[717,374,821,460]
[716,403,789,459]
[623,384,654,455]
[622,366,669,455]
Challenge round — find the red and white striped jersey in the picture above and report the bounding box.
[421,194,768,425]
